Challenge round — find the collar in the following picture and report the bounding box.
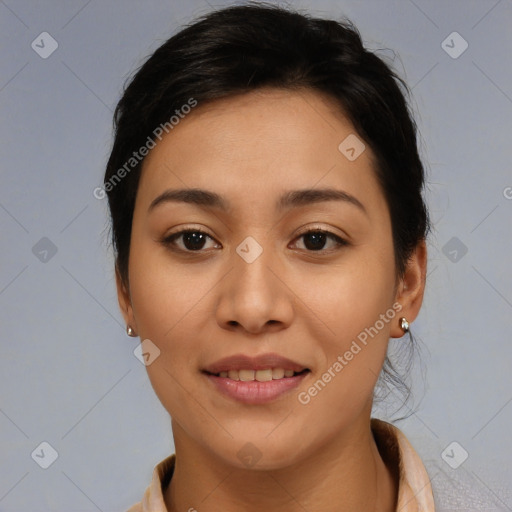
[127,418,435,512]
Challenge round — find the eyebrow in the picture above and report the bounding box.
[148,187,367,216]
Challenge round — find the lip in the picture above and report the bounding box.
[203,353,308,374]
[204,371,309,404]
[202,353,310,405]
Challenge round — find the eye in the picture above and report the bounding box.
[161,227,348,254]
[161,229,220,252]
[291,228,348,252]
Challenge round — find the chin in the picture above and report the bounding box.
[209,431,307,471]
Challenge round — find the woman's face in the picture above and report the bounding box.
[117,87,426,469]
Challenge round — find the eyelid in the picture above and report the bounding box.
[163,224,215,239]
[293,223,348,240]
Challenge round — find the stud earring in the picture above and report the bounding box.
[399,317,409,333]
[126,325,136,337]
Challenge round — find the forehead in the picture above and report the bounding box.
[136,87,387,219]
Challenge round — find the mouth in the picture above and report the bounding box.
[202,353,311,404]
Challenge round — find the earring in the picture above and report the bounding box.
[126,325,136,337]
[399,317,409,333]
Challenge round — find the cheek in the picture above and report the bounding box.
[127,243,217,410]
[300,247,396,341]
[128,239,211,338]
[129,275,203,433]
[304,245,396,394]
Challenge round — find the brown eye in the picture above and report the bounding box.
[162,230,219,252]
[292,230,348,252]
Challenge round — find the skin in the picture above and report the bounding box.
[116,87,427,512]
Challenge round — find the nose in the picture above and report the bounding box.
[215,238,294,335]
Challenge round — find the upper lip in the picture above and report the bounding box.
[203,353,309,374]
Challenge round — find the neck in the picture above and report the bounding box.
[164,416,398,512]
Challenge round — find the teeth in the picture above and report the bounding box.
[239,369,255,381]
[255,369,273,382]
[216,368,301,381]
[272,368,285,379]
[227,370,239,381]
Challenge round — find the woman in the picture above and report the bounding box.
[104,3,434,511]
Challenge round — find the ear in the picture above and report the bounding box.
[390,239,428,338]
[115,266,138,336]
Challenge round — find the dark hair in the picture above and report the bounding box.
[104,2,430,416]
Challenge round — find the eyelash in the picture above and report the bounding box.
[161,227,349,254]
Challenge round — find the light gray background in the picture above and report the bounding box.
[1,0,511,510]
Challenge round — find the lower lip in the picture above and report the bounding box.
[204,372,309,404]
